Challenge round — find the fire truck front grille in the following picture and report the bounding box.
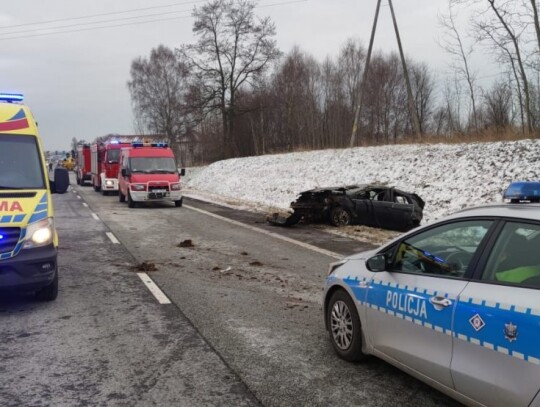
[0,227,21,254]
[148,185,170,192]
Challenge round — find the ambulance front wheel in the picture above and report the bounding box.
[327,289,367,362]
[174,198,183,207]
[35,270,58,302]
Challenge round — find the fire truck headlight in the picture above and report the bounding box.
[170,183,181,191]
[23,218,54,249]
[131,184,146,191]
[105,180,114,187]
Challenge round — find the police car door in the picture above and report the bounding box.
[365,220,494,389]
[451,220,540,406]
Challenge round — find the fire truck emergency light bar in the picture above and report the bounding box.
[132,142,168,148]
[0,93,24,103]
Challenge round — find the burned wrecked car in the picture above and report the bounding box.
[268,185,425,231]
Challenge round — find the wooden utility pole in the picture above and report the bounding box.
[388,0,422,137]
[349,0,382,147]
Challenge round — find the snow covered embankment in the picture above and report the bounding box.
[184,140,540,224]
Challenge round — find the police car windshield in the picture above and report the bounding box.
[0,134,45,189]
[129,157,176,173]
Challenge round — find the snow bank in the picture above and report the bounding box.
[184,139,540,224]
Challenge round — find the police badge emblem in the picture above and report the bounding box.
[504,322,518,342]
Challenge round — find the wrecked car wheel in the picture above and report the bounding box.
[330,207,352,227]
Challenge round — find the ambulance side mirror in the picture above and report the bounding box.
[178,168,186,176]
[366,255,386,272]
[50,168,69,194]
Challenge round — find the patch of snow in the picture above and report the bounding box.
[183,139,540,225]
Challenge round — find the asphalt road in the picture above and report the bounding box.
[1,179,459,406]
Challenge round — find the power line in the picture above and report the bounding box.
[0,9,192,37]
[0,0,207,30]
[0,0,310,41]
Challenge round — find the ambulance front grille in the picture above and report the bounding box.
[0,192,36,199]
[0,228,21,254]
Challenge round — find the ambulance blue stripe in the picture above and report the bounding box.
[0,252,11,259]
[39,193,48,203]
[340,276,540,366]
[0,215,12,223]
[12,214,25,223]
[28,212,47,224]
[35,203,48,211]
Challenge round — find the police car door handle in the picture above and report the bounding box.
[429,296,452,308]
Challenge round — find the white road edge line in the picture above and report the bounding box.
[82,202,88,208]
[106,232,120,244]
[184,204,342,259]
[137,272,172,304]
[90,212,100,221]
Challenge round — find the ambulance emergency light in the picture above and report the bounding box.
[503,181,540,202]
[0,93,24,103]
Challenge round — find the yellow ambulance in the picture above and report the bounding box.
[0,93,68,301]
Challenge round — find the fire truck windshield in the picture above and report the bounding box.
[106,149,121,163]
[0,134,45,189]
[129,157,177,174]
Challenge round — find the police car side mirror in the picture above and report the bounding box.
[366,255,386,272]
[179,168,186,176]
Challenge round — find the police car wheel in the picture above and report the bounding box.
[35,270,58,302]
[327,290,366,362]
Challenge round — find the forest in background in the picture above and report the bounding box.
[127,0,540,165]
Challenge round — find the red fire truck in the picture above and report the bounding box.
[118,142,185,208]
[90,135,137,195]
[76,144,91,185]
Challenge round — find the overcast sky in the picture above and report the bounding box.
[0,0,495,151]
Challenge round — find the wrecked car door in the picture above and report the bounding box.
[350,188,379,227]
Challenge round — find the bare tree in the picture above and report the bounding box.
[128,45,191,147]
[178,0,280,158]
[439,1,479,130]
[483,80,513,130]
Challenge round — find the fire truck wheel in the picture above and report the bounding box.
[174,198,183,207]
[128,191,136,208]
[119,190,125,203]
[76,175,81,185]
[102,190,108,196]
[94,185,100,192]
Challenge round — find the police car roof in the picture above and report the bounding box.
[448,203,540,221]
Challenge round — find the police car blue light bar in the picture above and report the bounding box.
[0,93,24,103]
[503,181,540,203]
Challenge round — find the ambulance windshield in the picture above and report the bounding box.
[0,134,45,189]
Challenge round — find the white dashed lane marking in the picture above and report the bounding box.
[137,273,172,304]
[91,212,99,221]
[184,204,342,259]
[82,202,88,208]
[106,232,120,244]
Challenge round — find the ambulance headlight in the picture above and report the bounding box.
[131,184,146,191]
[23,218,54,249]
[170,183,181,191]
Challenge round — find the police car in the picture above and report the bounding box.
[324,182,540,407]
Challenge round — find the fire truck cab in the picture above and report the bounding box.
[118,142,185,208]
[90,135,133,195]
[76,144,91,186]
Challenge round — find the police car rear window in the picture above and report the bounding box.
[483,222,540,288]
